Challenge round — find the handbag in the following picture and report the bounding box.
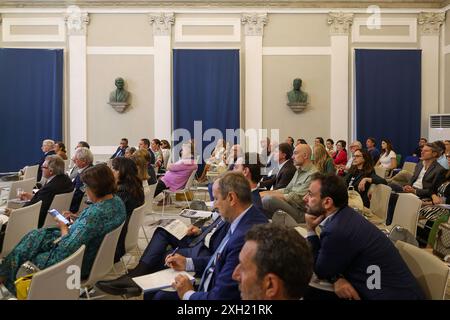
[433,222,450,259]
[347,186,364,213]
[14,261,40,300]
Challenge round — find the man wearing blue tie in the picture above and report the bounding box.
[165,171,268,300]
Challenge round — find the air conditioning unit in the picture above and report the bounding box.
[429,114,450,141]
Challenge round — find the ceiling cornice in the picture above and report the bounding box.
[0,1,447,9]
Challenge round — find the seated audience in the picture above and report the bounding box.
[160,139,171,169]
[285,136,295,151]
[297,138,308,145]
[77,141,90,149]
[232,224,313,300]
[36,139,56,182]
[0,164,126,296]
[325,138,335,157]
[11,155,74,228]
[413,137,427,157]
[344,149,387,208]
[54,141,68,160]
[333,140,348,175]
[138,138,156,165]
[233,152,264,211]
[124,146,136,158]
[417,153,450,247]
[342,140,362,171]
[304,173,424,300]
[313,144,335,175]
[390,142,447,199]
[151,139,164,170]
[97,199,228,296]
[259,143,296,190]
[154,143,197,199]
[110,138,128,159]
[112,157,145,262]
[366,137,380,163]
[434,140,449,170]
[261,144,317,223]
[132,149,157,186]
[69,147,93,215]
[376,139,397,172]
[157,172,268,300]
[315,137,325,147]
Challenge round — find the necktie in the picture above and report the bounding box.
[189,218,224,248]
[198,229,231,292]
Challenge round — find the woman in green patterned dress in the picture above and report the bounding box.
[0,164,126,296]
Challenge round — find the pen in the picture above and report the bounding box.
[165,247,179,267]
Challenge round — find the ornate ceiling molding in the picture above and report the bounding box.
[327,12,354,35]
[148,12,174,35]
[418,11,446,34]
[0,1,446,9]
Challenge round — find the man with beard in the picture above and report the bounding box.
[303,173,424,300]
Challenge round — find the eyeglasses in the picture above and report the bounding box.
[41,165,48,169]
[354,155,363,158]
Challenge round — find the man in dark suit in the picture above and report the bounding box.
[69,147,93,214]
[259,143,296,190]
[401,143,447,199]
[36,139,56,183]
[95,208,228,297]
[159,172,268,300]
[110,138,128,159]
[304,173,424,300]
[20,155,74,228]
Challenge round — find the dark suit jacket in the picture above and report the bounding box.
[36,150,56,182]
[110,146,127,159]
[25,174,74,228]
[408,160,447,198]
[259,159,296,190]
[69,164,93,213]
[189,206,268,300]
[307,206,424,300]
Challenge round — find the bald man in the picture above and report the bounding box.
[260,144,318,223]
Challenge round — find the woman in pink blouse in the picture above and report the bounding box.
[154,143,197,199]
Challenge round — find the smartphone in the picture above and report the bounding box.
[48,209,71,226]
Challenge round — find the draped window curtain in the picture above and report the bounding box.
[0,48,63,172]
[172,49,240,165]
[355,49,421,162]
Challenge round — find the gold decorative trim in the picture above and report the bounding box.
[0,1,446,9]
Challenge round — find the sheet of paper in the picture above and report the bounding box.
[180,209,212,219]
[132,269,195,292]
[154,219,188,240]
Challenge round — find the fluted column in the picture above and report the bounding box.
[419,12,445,136]
[327,12,353,142]
[242,13,267,142]
[149,13,174,140]
[65,7,89,153]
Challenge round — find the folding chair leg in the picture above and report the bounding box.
[141,225,150,243]
[184,192,190,208]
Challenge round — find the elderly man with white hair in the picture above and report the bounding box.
[69,147,94,215]
[36,139,56,182]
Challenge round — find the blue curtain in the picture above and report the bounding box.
[0,48,63,172]
[355,49,421,163]
[173,49,240,165]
